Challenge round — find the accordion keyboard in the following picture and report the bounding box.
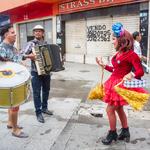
[32,45,50,75]
[36,51,46,75]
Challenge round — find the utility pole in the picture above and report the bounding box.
[147,0,150,73]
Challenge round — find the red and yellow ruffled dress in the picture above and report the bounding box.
[103,50,147,106]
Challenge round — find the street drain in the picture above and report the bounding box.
[59,79,66,82]
[79,70,90,73]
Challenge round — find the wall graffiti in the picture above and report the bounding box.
[87,25,111,42]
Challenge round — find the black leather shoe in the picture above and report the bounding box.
[118,127,130,142]
[102,130,118,145]
[42,109,53,115]
[54,67,65,72]
[37,113,45,123]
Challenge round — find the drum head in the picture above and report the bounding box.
[0,61,30,88]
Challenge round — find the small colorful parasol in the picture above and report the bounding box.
[88,68,104,100]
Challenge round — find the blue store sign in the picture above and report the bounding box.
[0,15,10,42]
[0,15,10,27]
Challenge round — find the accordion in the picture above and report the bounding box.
[32,44,64,75]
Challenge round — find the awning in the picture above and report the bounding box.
[0,0,61,13]
[0,0,62,23]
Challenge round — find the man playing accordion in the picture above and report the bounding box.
[23,25,53,123]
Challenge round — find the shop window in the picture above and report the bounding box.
[27,36,34,42]
[19,19,52,49]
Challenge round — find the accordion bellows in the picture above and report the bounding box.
[32,44,63,75]
[88,84,104,100]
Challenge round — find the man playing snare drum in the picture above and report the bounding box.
[0,24,35,138]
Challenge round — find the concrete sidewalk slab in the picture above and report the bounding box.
[0,98,81,150]
[52,62,110,84]
[0,62,150,150]
[77,100,150,121]
[51,123,150,150]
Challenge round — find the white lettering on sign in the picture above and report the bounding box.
[59,0,96,11]
[59,0,143,13]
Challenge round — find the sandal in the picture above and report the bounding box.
[12,131,29,138]
[7,125,23,129]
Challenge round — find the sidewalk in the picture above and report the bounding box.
[0,62,150,150]
[0,98,81,150]
[51,63,150,150]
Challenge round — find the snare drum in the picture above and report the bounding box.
[0,61,31,108]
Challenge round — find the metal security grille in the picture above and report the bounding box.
[65,19,86,63]
[86,16,112,64]
[65,14,139,64]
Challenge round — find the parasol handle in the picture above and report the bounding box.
[100,67,104,85]
[115,80,124,87]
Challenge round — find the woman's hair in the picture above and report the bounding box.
[116,30,134,52]
[112,23,134,52]
[132,31,140,40]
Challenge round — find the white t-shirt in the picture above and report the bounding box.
[134,40,142,58]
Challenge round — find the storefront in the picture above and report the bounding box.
[58,0,149,64]
[18,19,53,49]
[0,0,61,49]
